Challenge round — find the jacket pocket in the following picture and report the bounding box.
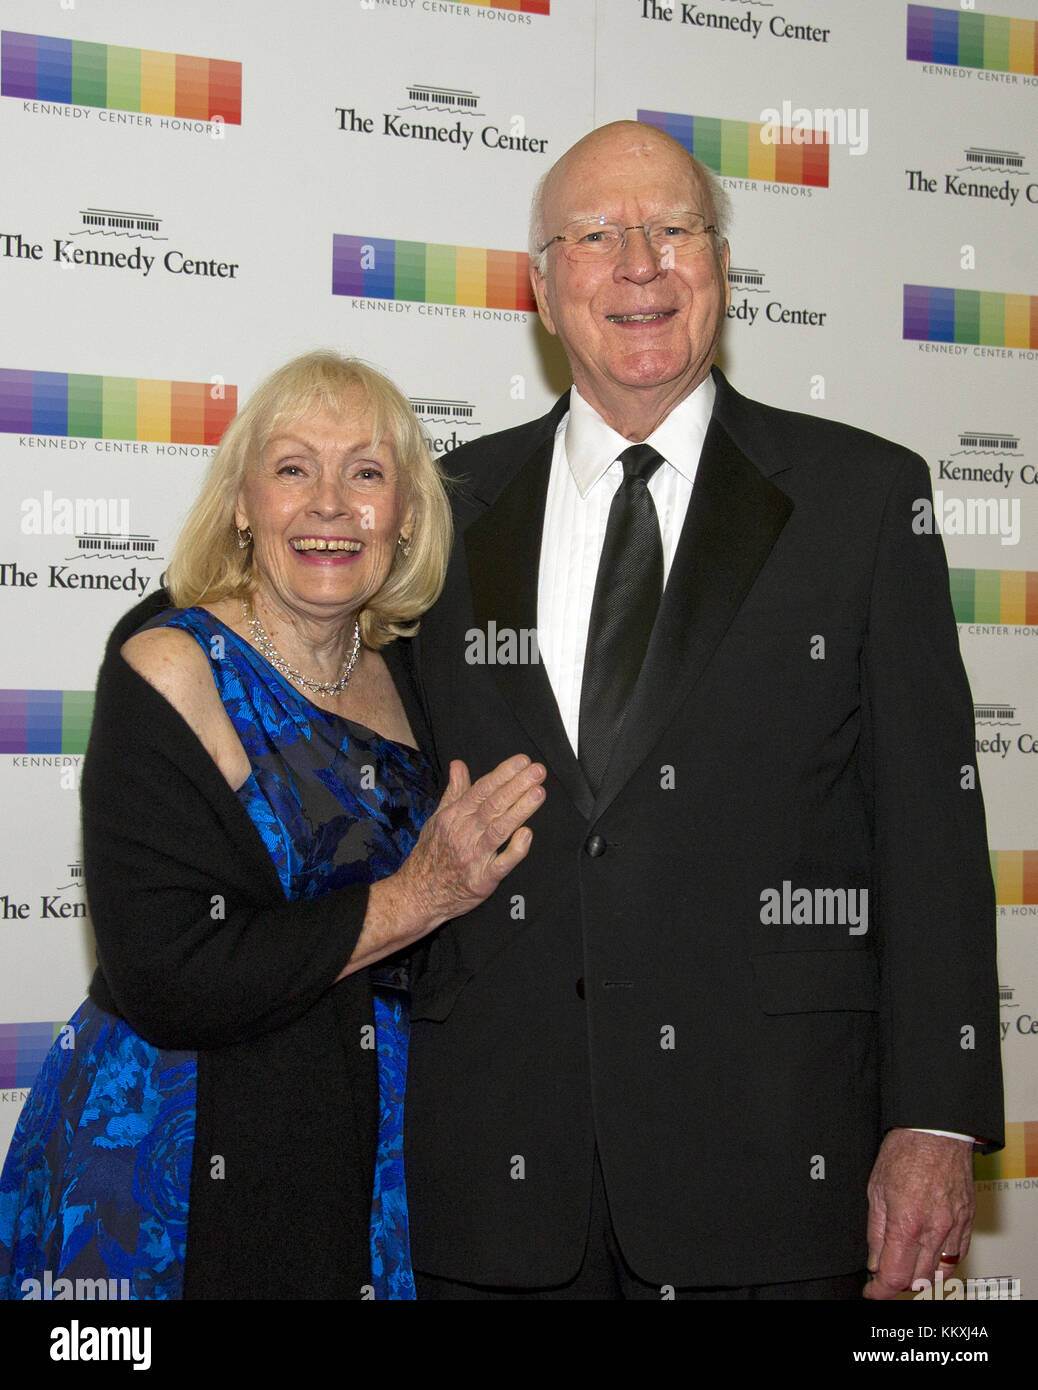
[751,949,879,1014]
[408,929,475,1022]
[409,969,475,1023]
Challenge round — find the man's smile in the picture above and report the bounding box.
[605,309,677,324]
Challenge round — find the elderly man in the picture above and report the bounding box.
[403,121,1003,1299]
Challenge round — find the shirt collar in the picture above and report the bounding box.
[563,375,716,497]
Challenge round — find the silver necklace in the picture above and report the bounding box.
[242,598,361,696]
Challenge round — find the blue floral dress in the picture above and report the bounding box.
[0,608,435,1300]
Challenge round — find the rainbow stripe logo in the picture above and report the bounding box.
[950,569,1038,624]
[637,110,828,187]
[975,1122,1038,1180]
[990,851,1038,905]
[332,235,535,311]
[0,691,93,755]
[904,285,1038,349]
[907,5,1038,75]
[0,1022,65,1088]
[0,370,237,444]
[1,30,241,122]
[469,0,548,10]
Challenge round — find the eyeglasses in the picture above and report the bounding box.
[538,210,719,261]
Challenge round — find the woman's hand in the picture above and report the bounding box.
[342,755,546,975]
[399,755,546,926]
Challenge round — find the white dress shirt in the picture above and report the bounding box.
[533,377,973,1150]
[537,376,715,753]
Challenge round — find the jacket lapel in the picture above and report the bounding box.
[591,409,794,818]
[464,403,595,818]
[461,376,794,823]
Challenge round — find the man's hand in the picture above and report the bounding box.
[863,1128,975,1299]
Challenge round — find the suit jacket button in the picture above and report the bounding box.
[585,833,607,857]
[576,977,585,999]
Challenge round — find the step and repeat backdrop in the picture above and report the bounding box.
[0,0,1035,1301]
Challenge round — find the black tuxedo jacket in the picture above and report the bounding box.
[403,368,1004,1289]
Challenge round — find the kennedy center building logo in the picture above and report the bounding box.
[905,144,1037,208]
[0,860,86,928]
[409,396,482,457]
[928,427,1029,538]
[724,264,828,330]
[1,30,242,124]
[335,79,550,156]
[1,205,241,280]
[955,427,1021,456]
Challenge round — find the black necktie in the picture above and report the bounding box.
[578,444,665,792]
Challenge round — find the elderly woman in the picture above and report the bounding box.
[0,351,545,1300]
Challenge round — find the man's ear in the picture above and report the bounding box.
[530,263,557,336]
[718,237,731,312]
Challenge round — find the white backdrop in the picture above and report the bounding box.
[0,0,1035,1302]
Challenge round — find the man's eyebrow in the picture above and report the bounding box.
[551,209,603,224]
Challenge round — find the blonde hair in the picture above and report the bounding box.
[166,351,452,649]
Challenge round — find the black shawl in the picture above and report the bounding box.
[83,590,428,1298]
